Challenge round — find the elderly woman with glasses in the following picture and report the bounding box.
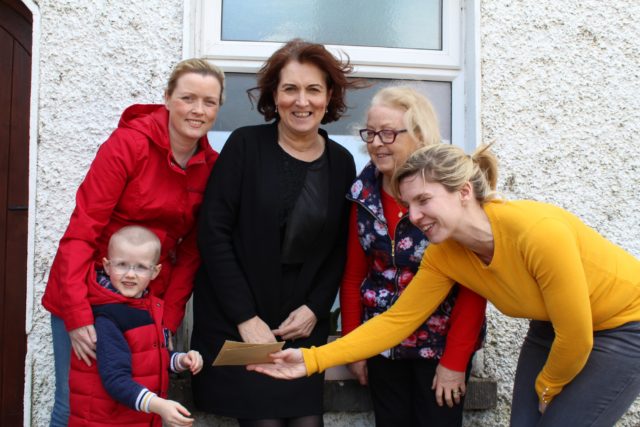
[337,86,486,427]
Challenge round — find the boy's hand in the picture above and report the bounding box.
[148,397,194,426]
[167,330,174,351]
[180,350,203,375]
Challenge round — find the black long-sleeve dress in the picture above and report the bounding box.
[191,123,355,418]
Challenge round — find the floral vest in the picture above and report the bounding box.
[347,162,458,360]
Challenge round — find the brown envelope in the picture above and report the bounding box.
[212,340,285,366]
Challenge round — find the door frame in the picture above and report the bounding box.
[6,1,40,426]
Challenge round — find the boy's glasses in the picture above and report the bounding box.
[359,128,407,144]
[107,260,156,276]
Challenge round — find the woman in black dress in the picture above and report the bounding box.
[191,39,362,427]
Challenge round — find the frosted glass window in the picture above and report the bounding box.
[221,0,442,50]
[209,73,450,174]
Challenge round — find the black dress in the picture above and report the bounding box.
[191,123,355,418]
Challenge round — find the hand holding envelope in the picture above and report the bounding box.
[212,340,285,366]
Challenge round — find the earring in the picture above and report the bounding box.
[275,105,278,113]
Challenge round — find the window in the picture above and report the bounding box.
[186,0,479,155]
[191,0,462,71]
[221,1,443,50]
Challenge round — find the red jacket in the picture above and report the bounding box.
[42,104,218,331]
[68,280,169,427]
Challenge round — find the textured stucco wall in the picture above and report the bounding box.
[28,1,184,425]
[26,1,640,426]
[465,1,640,426]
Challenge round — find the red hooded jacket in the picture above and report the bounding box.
[42,104,218,331]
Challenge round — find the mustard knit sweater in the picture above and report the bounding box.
[303,200,640,403]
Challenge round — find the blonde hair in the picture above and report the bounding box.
[165,58,226,105]
[108,226,162,263]
[370,86,441,147]
[392,143,499,204]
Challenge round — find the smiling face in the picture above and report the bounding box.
[165,72,222,148]
[399,173,467,244]
[103,241,161,298]
[366,104,419,179]
[274,61,331,139]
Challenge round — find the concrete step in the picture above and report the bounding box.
[168,373,497,413]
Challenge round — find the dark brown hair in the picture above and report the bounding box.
[248,38,364,124]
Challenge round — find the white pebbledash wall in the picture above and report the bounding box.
[466,1,640,426]
[25,1,640,426]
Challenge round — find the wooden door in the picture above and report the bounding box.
[0,0,31,424]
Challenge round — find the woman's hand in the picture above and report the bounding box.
[238,316,277,344]
[272,305,317,341]
[69,324,97,366]
[246,348,307,379]
[432,363,466,407]
[347,360,368,385]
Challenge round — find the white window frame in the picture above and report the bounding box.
[184,0,480,151]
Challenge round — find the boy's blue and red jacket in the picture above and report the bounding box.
[68,277,170,427]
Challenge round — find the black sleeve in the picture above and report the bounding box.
[197,131,258,324]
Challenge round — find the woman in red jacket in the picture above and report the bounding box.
[42,58,224,427]
[339,86,485,426]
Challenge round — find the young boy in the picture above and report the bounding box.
[68,225,203,427]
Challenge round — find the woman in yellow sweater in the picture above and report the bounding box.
[249,143,640,426]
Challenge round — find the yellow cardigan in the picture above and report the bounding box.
[303,200,640,403]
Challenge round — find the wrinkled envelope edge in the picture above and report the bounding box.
[212,341,285,366]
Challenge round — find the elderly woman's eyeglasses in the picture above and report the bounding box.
[107,260,156,276]
[359,128,407,144]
